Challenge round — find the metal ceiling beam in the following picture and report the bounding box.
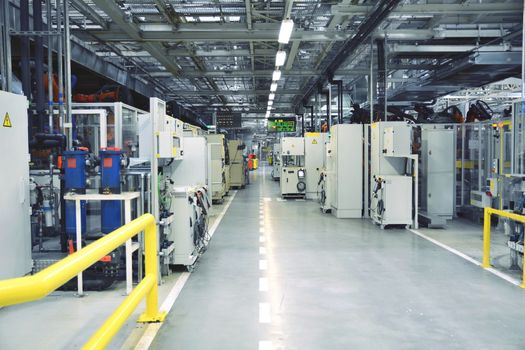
[390,44,521,53]
[332,2,523,15]
[69,0,108,29]
[166,48,275,57]
[145,69,371,78]
[170,90,301,96]
[90,0,182,76]
[285,40,301,71]
[76,27,509,42]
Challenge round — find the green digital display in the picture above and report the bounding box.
[267,117,296,133]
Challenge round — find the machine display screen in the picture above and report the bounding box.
[267,118,296,133]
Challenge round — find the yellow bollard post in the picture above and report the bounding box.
[482,207,491,268]
[138,219,166,323]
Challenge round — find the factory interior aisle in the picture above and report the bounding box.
[150,165,525,349]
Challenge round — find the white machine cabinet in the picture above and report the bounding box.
[420,127,455,226]
[372,175,412,227]
[281,137,305,156]
[328,125,363,218]
[305,132,328,200]
[206,134,226,202]
[272,143,281,180]
[0,91,32,279]
[170,136,208,187]
[169,186,209,266]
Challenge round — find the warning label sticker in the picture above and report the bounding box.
[3,112,12,128]
[312,139,318,144]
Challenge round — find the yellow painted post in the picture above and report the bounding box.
[482,207,492,268]
[137,219,166,323]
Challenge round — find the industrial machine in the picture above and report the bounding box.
[419,126,455,227]
[327,125,363,218]
[169,136,208,188]
[0,91,32,279]
[228,139,247,188]
[304,132,328,200]
[206,133,227,203]
[280,137,306,198]
[272,143,281,181]
[167,186,210,268]
[370,121,417,228]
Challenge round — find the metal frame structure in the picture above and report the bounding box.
[0,0,524,131]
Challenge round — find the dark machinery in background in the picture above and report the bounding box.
[73,84,133,105]
[414,104,464,123]
[350,103,416,124]
[350,98,500,125]
[466,100,494,122]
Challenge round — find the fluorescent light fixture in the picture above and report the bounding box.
[278,19,294,44]
[270,82,278,92]
[268,93,275,101]
[265,111,270,118]
[275,50,287,67]
[268,100,274,107]
[272,70,281,81]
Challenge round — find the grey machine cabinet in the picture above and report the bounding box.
[328,124,363,218]
[0,91,32,279]
[420,127,455,227]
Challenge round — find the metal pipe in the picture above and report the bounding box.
[325,88,331,131]
[330,79,343,124]
[56,0,65,139]
[63,0,73,148]
[46,0,54,131]
[369,38,374,124]
[34,0,46,131]
[20,0,31,98]
[0,1,5,91]
[522,0,525,100]
[304,105,314,132]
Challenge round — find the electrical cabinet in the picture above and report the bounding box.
[370,121,416,228]
[420,128,455,226]
[371,175,412,227]
[383,126,411,156]
[168,186,210,266]
[228,139,246,188]
[0,91,32,279]
[280,167,307,197]
[305,132,328,200]
[272,143,281,180]
[206,134,227,202]
[280,137,306,197]
[371,121,412,176]
[328,125,363,218]
[169,136,208,187]
[139,113,184,160]
[281,137,305,156]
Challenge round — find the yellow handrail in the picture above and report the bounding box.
[482,207,525,288]
[0,213,166,349]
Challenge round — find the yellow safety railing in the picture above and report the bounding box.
[482,207,525,288]
[0,213,166,349]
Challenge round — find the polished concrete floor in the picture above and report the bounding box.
[150,166,525,350]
